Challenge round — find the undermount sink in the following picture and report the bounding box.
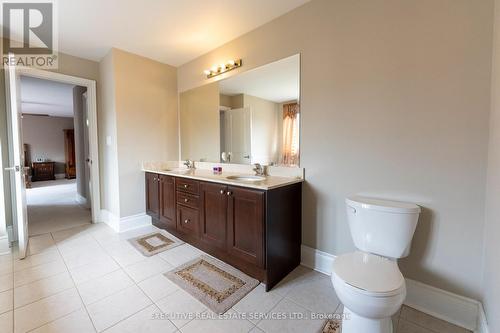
[161,168,191,173]
[226,175,266,182]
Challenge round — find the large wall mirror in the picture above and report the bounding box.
[180,54,300,167]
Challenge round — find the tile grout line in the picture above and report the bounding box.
[48,231,99,333]
[12,280,75,311]
[117,234,188,331]
[89,225,179,332]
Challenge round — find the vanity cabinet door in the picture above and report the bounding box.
[145,173,160,218]
[159,175,176,229]
[227,186,265,268]
[200,182,228,250]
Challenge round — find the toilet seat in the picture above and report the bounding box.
[333,251,404,297]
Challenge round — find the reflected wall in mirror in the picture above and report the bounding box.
[180,54,300,167]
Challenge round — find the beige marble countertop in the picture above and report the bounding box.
[142,166,304,190]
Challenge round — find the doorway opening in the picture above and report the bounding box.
[3,63,100,258]
[21,76,92,235]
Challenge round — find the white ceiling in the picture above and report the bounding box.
[219,54,299,103]
[20,76,76,117]
[57,0,311,66]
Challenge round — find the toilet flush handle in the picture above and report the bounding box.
[348,206,356,214]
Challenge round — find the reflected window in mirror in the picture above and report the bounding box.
[282,102,300,166]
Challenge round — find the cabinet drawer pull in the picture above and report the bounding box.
[184,198,189,203]
[226,191,232,196]
[183,184,189,188]
[184,219,190,224]
[220,189,225,194]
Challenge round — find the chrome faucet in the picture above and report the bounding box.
[253,163,266,176]
[183,159,195,169]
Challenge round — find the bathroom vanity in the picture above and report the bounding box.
[146,53,304,290]
[144,169,302,291]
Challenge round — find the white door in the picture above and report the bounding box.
[223,107,251,164]
[4,56,29,259]
[82,92,91,208]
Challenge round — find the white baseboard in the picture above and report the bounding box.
[55,173,66,179]
[476,303,489,333]
[76,194,88,206]
[119,213,152,232]
[300,244,335,274]
[405,279,479,331]
[6,225,14,242]
[300,245,485,332]
[99,210,152,233]
[99,209,120,231]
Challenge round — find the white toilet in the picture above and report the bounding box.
[331,196,421,333]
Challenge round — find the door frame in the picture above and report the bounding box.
[6,67,101,226]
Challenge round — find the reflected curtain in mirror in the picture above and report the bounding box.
[282,103,300,166]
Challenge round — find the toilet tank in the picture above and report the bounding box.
[346,196,421,259]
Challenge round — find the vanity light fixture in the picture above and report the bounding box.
[204,59,242,78]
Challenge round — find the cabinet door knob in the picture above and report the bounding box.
[226,191,232,196]
[183,184,189,188]
[153,177,157,181]
[220,189,225,194]
[184,219,190,224]
[184,198,189,203]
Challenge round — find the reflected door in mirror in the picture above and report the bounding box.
[220,107,251,164]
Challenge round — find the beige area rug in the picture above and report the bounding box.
[128,231,183,257]
[323,319,341,332]
[165,255,259,314]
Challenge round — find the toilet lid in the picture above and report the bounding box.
[333,251,404,294]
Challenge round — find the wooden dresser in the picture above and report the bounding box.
[63,129,76,179]
[31,162,55,182]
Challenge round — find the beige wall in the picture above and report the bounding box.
[482,0,500,330]
[180,82,220,162]
[99,48,178,219]
[98,50,120,217]
[177,0,494,299]
[243,94,279,165]
[114,48,178,218]
[1,50,99,227]
[22,115,75,175]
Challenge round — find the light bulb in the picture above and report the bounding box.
[203,69,211,75]
[211,65,218,72]
[227,60,235,66]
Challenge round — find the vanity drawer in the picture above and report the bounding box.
[176,178,200,195]
[176,191,200,209]
[177,204,200,235]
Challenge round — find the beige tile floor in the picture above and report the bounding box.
[27,180,92,236]
[0,223,471,333]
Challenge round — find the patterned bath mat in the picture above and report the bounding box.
[165,255,259,314]
[128,231,183,257]
[323,319,341,333]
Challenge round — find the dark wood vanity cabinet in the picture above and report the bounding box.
[145,172,160,217]
[200,182,228,251]
[227,187,265,268]
[159,175,176,229]
[145,172,302,291]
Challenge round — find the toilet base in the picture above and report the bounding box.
[342,306,393,333]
